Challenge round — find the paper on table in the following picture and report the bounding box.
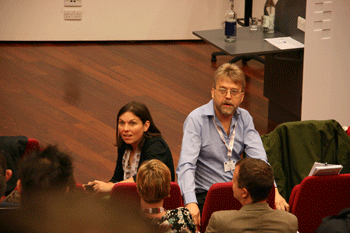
[264,37,304,50]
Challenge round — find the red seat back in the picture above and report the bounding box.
[289,174,350,233]
[110,182,184,210]
[200,182,275,233]
[23,139,40,156]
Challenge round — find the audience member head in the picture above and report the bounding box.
[0,152,12,197]
[233,158,274,204]
[214,63,246,91]
[17,145,76,204]
[137,159,171,204]
[116,101,161,149]
[211,63,245,119]
[0,192,162,233]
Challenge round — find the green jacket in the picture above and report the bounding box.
[261,120,350,202]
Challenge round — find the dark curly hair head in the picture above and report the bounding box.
[18,145,76,203]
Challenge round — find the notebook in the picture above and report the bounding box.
[308,162,343,176]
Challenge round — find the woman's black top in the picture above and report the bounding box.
[110,136,175,183]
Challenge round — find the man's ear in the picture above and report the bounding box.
[16,179,22,194]
[239,91,245,104]
[5,169,12,182]
[241,187,249,198]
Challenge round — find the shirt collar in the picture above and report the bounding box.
[203,99,216,116]
[241,202,271,211]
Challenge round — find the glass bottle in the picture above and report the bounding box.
[263,0,275,33]
[224,0,237,42]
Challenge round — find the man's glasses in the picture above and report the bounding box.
[215,88,244,96]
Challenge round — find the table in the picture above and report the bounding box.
[193,27,304,58]
[193,27,305,124]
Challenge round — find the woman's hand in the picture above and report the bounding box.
[87,180,115,193]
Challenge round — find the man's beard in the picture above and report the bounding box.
[219,102,235,116]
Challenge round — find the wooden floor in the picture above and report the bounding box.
[0,41,277,184]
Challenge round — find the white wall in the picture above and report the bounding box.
[0,0,266,41]
[302,0,350,126]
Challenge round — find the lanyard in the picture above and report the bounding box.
[212,117,237,159]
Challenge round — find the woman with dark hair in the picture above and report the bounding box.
[87,101,175,193]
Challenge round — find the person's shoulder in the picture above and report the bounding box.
[207,210,238,230]
[163,207,196,233]
[270,210,298,232]
[273,209,298,222]
[236,108,255,126]
[211,209,238,219]
[117,143,127,153]
[143,137,171,154]
[236,107,252,118]
[274,209,297,217]
[174,206,189,211]
[188,104,206,117]
[144,136,167,147]
[164,207,187,218]
[173,206,192,215]
[187,101,213,118]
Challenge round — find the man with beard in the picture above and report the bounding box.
[176,63,288,228]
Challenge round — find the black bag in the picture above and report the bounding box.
[316,208,350,233]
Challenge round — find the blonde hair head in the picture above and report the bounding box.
[214,63,246,91]
[136,159,171,204]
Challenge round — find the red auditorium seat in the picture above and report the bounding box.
[109,181,183,210]
[289,174,350,233]
[200,182,275,233]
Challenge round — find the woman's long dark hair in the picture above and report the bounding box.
[116,101,161,149]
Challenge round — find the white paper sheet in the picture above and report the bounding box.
[264,37,305,50]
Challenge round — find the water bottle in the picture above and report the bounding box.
[224,0,237,42]
[263,0,275,33]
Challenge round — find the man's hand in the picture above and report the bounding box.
[274,187,289,211]
[186,202,201,227]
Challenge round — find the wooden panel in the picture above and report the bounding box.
[0,41,273,184]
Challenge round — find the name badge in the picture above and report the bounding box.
[224,160,236,172]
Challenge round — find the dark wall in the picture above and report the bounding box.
[275,0,306,36]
